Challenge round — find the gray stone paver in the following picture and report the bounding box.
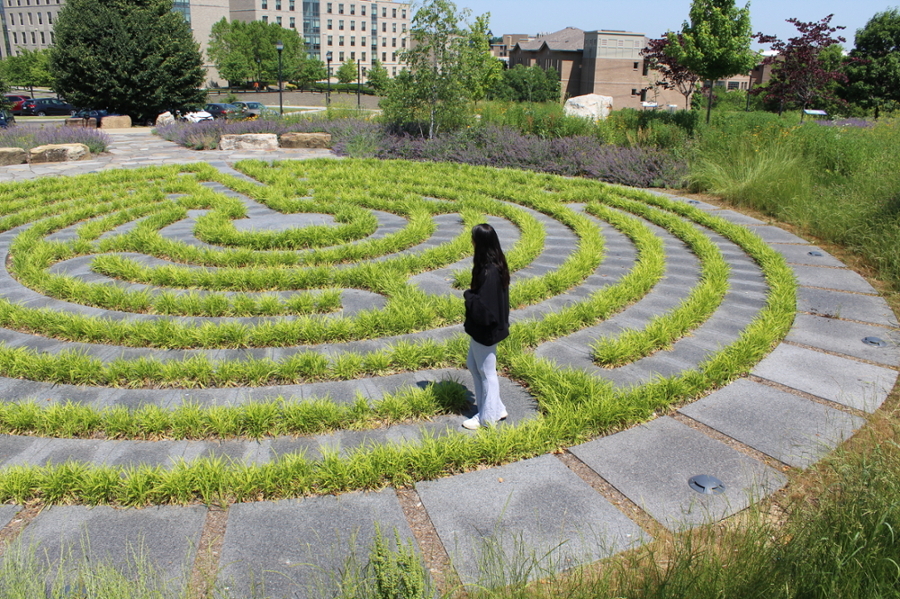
[570,417,788,530]
[0,131,897,594]
[416,455,647,585]
[218,491,414,599]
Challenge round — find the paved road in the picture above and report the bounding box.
[0,129,897,598]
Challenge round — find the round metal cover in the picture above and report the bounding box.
[862,336,888,348]
[688,474,725,495]
[687,199,700,205]
[807,250,824,257]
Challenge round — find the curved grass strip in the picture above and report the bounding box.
[587,198,730,365]
[0,161,798,505]
[0,380,468,440]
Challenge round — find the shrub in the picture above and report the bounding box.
[0,125,111,153]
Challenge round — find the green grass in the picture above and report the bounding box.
[0,159,796,505]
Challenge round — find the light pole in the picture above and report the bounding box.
[275,41,284,116]
[356,60,361,108]
[325,51,332,106]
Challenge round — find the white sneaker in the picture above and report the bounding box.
[462,415,480,430]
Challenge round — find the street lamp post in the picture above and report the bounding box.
[357,60,361,108]
[276,41,284,116]
[325,51,333,106]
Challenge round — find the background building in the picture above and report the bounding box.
[0,0,411,85]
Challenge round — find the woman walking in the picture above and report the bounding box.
[462,223,510,430]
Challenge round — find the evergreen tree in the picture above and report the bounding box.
[666,0,758,122]
[49,0,206,121]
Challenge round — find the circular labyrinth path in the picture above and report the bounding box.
[0,146,897,597]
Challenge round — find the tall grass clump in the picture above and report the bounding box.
[688,114,900,289]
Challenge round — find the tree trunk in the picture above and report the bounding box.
[705,82,714,124]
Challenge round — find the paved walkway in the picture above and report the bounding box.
[0,130,897,597]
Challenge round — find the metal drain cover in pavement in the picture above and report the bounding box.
[688,475,726,495]
[808,250,825,257]
[862,336,888,347]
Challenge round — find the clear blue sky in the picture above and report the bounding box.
[456,0,896,50]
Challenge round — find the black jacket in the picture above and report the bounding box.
[464,264,510,346]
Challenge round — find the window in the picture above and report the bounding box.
[350,3,354,13]
[392,67,396,75]
[30,31,35,43]
[50,31,53,42]
[11,32,16,44]
[275,0,281,9]
[327,35,333,44]
[391,37,396,47]
[350,51,355,59]
[361,21,365,30]
[28,12,32,24]
[361,52,366,61]
[262,0,267,8]
[631,89,638,96]
[350,20,355,30]
[290,16,295,27]
[350,36,355,45]
[37,12,42,23]
[382,51,386,61]
[392,22,396,32]
[339,51,344,60]
[262,15,268,22]
[381,37,386,46]
[339,35,344,45]
[338,19,343,29]
[326,2,332,12]
[402,23,406,32]
[382,7,386,16]
[290,0,295,9]
[381,22,385,32]
[401,37,405,48]
[18,13,23,24]
[327,19,332,29]
[714,80,725,87]
[361,36,366,45]
[392,8,396,17]
[338,3,343,13]
[361,4,365,15]
[727,81,739,90]
[40,31,44,44]
[276,15,282,24]
[391,52,395,61]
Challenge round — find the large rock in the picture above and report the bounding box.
[564,94,613,121]
[100,115,132,129]
[155,111,175,127]
[29,143,90,163]
[65,117,97,128]
[0,147,27,165]
[279,132,332,149]
[218,133,279,151]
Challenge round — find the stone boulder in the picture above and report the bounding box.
[218,133,279,151]
[100,115,132,129]
[65,117,97,128]
[279,132,332,149]
[564,94,613,121]
[155,111,175,127]
[29,143,91,163]
[0,147,27,165]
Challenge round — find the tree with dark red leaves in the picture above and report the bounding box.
[641,36,701,110]
[754,15,848,121]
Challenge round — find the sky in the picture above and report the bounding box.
[455,0,894,50]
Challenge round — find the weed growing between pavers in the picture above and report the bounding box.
[0,160,796,505]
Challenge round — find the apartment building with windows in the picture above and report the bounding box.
[0,0,411,85]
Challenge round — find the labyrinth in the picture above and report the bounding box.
[0,156,896,593]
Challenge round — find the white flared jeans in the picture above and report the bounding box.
[466,339,507,423]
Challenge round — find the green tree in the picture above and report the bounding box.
[50,0,205,121]
[366,59,390,93]
[843,8,900,118]
[666,0,758,122]
[208,19,310,88]
[460,13,502,104]
[2,49,53,97]
[336,58,358,84]
[382,0,472,138]
[488,64,560,102]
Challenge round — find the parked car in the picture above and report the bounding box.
[0,108,15,128]
[204,103,242,120]
[72,108,120,125]
[4,95,30,115]
[20,97,76,116]
[233,101,266,116]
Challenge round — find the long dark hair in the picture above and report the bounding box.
[471,223,510,291]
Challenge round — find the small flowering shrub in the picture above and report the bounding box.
[0,126,111,153]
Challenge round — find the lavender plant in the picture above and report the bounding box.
[0,126,111,153]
